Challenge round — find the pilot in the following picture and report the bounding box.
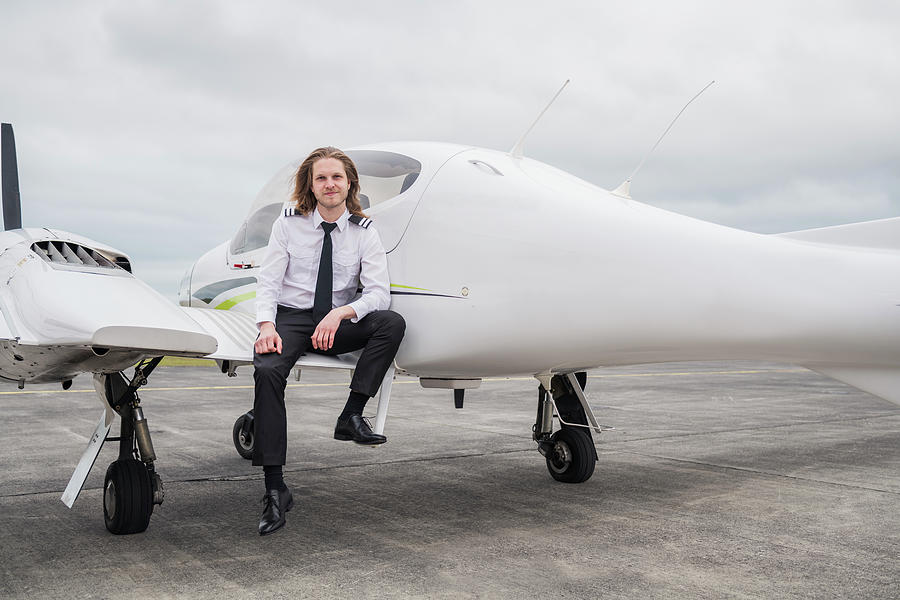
[253,146,405,536]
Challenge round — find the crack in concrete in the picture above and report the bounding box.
[0,448,536,499]
[616,449,899,495]
[600,411,900,443]
[4,412,896,501]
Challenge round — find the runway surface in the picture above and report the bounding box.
[1,361,898,599]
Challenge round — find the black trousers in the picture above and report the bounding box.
[252,305,406,466]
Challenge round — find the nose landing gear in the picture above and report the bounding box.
[533,372,601,484]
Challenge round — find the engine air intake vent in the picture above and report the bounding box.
[30,241,123,270]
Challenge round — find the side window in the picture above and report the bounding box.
[229,223,247,255]
[347,150,422,208]
[230,203,283,255]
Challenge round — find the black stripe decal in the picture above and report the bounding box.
[192,277,258,304]
[390,291,465,299]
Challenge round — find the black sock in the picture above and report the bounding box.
[339,391,370,421]
[263,465,286,492]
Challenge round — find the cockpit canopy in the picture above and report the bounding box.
[229,149,423,257]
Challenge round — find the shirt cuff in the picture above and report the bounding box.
[347,298,370,323]
[256,308,277,328]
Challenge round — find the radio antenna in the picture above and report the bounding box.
[510,79,570,159]
[611,80,715,199]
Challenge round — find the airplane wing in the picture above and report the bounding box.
[179,307,257,362]
[180,306,362,369]
[804,365,900,406]
[777,216,900,251]
[0,235,218,383]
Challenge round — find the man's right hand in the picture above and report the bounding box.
[255,321,283,354]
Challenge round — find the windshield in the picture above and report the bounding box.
[229,203,283,255]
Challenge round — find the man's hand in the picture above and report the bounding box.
[255,321,282,354]
[311,306,357,350]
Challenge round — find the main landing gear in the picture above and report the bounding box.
[533,372,601,484]
[98,358,165,534]
[60,358,166,534]
[231,371,603,484]
[232,410,255,460]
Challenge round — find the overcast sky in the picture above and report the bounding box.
[2,1,899,298]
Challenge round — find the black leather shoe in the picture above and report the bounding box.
[334,414,387,445]
[258,486,294,536]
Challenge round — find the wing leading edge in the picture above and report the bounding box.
[778,216,900,251]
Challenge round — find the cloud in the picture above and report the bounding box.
[2,0,899,298]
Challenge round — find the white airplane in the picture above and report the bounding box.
[2,102,899,536]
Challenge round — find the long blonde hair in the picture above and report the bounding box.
[290,146,367,217]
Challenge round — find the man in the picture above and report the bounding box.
[253,146,405,536]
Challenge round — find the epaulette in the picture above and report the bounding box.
[284,207,301,217]
[348,214,373,229]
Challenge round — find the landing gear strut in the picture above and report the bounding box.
[100,357,165,534]
[533,372,600,484]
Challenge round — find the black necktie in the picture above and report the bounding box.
[313,222,338,323]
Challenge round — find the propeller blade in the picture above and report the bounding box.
[1,123,23,231]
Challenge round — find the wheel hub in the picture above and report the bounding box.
[547,440,573,474]
[104,479,116,518]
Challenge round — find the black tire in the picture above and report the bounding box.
[103,459,153,534]
[232,414,254,460]
[545,427,596,483]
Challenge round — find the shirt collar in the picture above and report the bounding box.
[313,207,350,232]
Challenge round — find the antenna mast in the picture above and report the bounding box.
[611,80,715,199]
[510,79,570,159]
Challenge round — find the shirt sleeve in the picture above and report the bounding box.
[255,217,289,327]
[347,226,390,322]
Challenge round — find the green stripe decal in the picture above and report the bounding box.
[391,284,432,291]
[214,291,256,310]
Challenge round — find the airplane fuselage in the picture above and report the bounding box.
[184,142,900,383]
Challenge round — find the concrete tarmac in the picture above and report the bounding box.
[0,361,898,599]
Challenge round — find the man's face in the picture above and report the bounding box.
[311,157,350,212]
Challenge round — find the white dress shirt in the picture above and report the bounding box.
[255,207,390,327]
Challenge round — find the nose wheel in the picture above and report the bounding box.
[544,428,595,483]
[534,372,600,484]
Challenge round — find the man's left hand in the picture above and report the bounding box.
[311,306,357,350]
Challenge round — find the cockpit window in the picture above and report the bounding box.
[347,150,422,209]
[230,151,421,256]
[230,203,283,255]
